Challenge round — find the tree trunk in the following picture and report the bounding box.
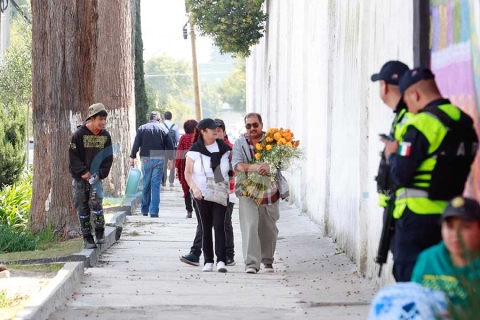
[94,0,135,196]
[31,0,134,237]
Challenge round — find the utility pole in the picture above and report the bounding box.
[187,15,202,121]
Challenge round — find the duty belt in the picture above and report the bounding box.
[396,188,429,200]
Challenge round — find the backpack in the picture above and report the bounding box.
[421,107,478,200]
[164,123,177,147]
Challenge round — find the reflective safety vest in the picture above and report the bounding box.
[377,108,413,207]
[393,104,478,218]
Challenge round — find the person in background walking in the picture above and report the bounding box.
[214,118,236,266]
[175,119,198,218]
[162,111,180,188]
[184,118,231,273]
[130,111,174,218]
[69,103,113,249]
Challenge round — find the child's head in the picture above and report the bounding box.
[441,197,480,257]
[86,103,108,131]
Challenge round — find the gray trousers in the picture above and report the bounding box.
[239,197,280,270]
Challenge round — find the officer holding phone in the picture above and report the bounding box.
[371,61,411,204]
[370,61,411,279]
[379,134,394,142]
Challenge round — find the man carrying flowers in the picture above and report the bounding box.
[232,113,301,274]
[232,113,279,274]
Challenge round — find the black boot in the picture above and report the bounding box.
[95,230,105,244]
[84,235,97,249]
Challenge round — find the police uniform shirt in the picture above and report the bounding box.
[388,98,451,187]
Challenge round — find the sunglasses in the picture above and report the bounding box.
[245,122,260,129]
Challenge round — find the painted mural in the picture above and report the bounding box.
[430,0,480,198]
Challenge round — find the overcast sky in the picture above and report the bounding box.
[141,0,213,63]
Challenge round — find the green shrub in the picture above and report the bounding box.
[36,225,59,250]
[0,172,32,231]
[0,23,31,188]
[0,112,26,188]
[0,224,38,253]
[0,173,61,254]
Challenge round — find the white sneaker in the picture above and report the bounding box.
[217,261,227,273]
[169,183,174,188]
[202,263,214,272]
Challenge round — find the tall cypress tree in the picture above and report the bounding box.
[0,109,26,188]
[134,0,149,128]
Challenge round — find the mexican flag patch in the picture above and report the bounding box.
[398,142,412,156]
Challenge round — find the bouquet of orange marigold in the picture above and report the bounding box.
[240,127,302,205]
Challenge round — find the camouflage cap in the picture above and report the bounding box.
[85,103,107,121]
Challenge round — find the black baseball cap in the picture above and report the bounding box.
[197,118,221,130]
[399,67,435,94]
[214,118,226,131]
[441,197,480,222]
[371,61,409,85]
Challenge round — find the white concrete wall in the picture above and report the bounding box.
[247,0,413,284]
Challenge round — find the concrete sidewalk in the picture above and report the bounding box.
[49,186,377,319]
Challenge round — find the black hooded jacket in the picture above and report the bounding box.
[69,125,113,181]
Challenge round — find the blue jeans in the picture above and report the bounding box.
[140,157,164,216]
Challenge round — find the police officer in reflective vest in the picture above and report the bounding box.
[371,61,412,275]
[371,61,411,207]
[381,67,478,282]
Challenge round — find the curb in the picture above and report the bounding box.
[1,193,142,266]
[0,212,127,267]
[14,261,84,320]
[11,192,141,319]
[71,211,127,267]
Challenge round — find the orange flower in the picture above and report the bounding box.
[274,132,282,141]
[255,153,261,160]
[266,144,273,151]
[286,142,293,147]
[256,143,263,151]
[266,137,274,143]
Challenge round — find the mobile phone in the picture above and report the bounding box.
[379,133,394,141]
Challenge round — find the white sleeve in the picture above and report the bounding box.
[186,151,199,162]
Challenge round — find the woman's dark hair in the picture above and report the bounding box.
[184,119,198,134]
[192,126,202,143]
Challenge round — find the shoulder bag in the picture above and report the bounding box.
[200,155,229,206]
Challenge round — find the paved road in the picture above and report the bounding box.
[49,186,377,319]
